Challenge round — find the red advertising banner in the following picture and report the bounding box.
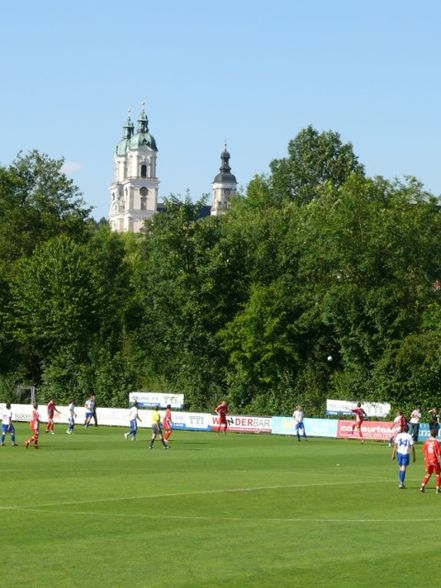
[337,420,394,441]
[210,415,272,434]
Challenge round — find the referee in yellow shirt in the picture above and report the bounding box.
[149,406,170,449]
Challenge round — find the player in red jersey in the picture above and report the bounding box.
[162,404,173,442]
[25,402,40,449]
[351,402,367,443]
[45,398,61,434]
[420,428,441,494]
[388,411,406,447]
[215,401,229,435]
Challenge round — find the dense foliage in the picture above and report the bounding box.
[1,132,441,416]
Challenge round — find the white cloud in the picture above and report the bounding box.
[61,161,83,175]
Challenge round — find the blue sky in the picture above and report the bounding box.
[1,0,440,220]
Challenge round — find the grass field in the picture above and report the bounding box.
[1,424,440,587]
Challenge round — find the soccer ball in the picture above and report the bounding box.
[327,355,333,362]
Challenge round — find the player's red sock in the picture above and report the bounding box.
[436,475,441,488]
[422,474,431,487]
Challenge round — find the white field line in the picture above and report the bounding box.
[0,506,439,524]
[0,477,396,512]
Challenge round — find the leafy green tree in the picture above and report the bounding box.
[8,235,97,383]
[85,224,131,352]
[297,174,441,402]
[269,125,364,205]
[0,151,93,377]
[0,151,91,263]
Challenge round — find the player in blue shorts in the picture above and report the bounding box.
[125,401,142,441]
[391,423,416,489]
[84,395,95,428]
[1,403,18,446]
[293,404,307,441]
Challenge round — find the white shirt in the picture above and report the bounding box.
[128,406,138,420]
[394,432,414,456]
[1,408,12,424]
[293,410,304,423]
[410,409,421,424]
[68,403,75,416]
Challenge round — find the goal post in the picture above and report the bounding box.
[16,385,36,404]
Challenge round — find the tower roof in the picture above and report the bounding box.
[213,145,236,184]
[115,104,158,155]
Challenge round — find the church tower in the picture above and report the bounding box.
[109,104,159,232]
[211,145,237,216]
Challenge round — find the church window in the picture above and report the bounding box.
[141,164,147,178]
[140,187,148,210]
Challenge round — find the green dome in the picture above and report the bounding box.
[115,105,158,155]
[130,132,158,151]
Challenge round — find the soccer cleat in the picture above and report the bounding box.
[12,443,18,447]
[399,484,405,489]
[124,432,129,440]
[436,488,440,495]
[420,486,425,493]
[0,443,4,447]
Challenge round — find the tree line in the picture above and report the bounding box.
[1,127,441,417]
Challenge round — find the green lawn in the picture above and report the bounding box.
[1,424,439,587]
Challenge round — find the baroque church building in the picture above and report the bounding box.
[108,105,237,233]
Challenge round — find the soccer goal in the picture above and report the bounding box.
[16,385,36,404]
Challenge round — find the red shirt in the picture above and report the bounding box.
[352,407,366,422]
[423,437,441,465]
[47,400,56,418]
[30,408,39,430]
[162,408,172,428]
[216,403,228,418]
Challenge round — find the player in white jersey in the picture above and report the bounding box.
[293,404,307,442]
[66,401,77,434]
[1,403,18,446]
[391,424,415,489]
[84,396,95,428]
[125,401,142,441]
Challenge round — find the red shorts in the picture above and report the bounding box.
[426,463,441,475]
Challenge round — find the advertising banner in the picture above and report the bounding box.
[417,423,431,442]
[4,403,432,440]
[271,417,338,438]
[210,414,272,433]
[326,399,391,418]
[336,419,394,441]
[129,392,184,409]
[169,412,211,431]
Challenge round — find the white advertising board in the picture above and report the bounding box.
[326,399,391,418]
[129,392,184,409]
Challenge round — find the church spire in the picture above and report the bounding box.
[137,101,149,133]
[219,143,232,174]
[211,144,237,216]
[122,109,134,140]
